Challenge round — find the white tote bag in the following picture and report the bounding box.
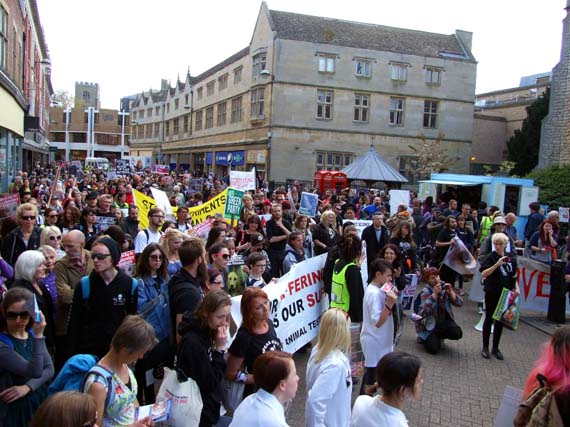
[156,368,203,427]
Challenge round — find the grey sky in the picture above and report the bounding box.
[37,0,566,108]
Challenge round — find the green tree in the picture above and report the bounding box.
[506,87,550,176]
[526,165,570,208]
[407,132,451,180]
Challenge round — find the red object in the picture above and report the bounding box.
[313,170,347,194]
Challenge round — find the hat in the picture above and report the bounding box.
[94,237,121,266]
[86,191,98,200]
[493,216,506,225]
[281,200,291,210]
[250,233,264,245]
[263,199,272,206]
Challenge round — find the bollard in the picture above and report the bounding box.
[547,259,567,324]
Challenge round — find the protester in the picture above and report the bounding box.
[77,207,99,250]
[226,287,283,397]
[83,315,156,427]
[524,202,544,243]
[266,204,292,277]
[351,352,423,427]
[40,226,65,259]
[435,215,458,285]
[389,222,419,276]
[38,245,58,313]
[0,288,54,427]
[313,210,340,256]
[236,215,265,253]
[245,253,268,288]
[30,391,97,427]
[361,212,388,274]
[529,221,559,265]
[229,351,298,427]
[134,207,164,257]
[1,203,42,265]
[177,290,231,427]
[208,242,230,287]
[283,231,306,274]
[292,214,314,259]
[59,205,80,235]
[160,228,186,276]
[479,233,519,360]
[305,308,352,427]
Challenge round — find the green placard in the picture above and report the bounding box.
[224,188,245,219]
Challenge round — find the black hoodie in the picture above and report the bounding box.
[177,315,226,427]
[168,267,204,341]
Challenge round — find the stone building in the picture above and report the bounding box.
[74,81,100,109]
[538,0,570,168]
[130,3,477,184]
[472,73,550,173]
[0,0,53,190]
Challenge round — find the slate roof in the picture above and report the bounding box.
[342,146,408,183]
[269,9,471,60]
[191,47,250,84]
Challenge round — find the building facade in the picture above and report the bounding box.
[48,105,130,162]
[130,3,477,184]
[0,0,52,191]
[472,74,550,173]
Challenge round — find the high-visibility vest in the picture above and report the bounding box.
[330,260,356,313]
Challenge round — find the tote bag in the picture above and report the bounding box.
[156,368,203,427]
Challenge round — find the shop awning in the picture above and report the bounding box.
[419,180,480,186]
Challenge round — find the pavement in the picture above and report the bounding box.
[284,282,566,427]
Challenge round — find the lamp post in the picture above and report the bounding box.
[118,110,129,159]
[85,106,99,158]
[159,101,165,165]
[64,108,71,162]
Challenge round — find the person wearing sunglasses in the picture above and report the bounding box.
[40,226,65,260]
[1,203,42,266]
[68,237,139,359]
[0,287,53,427]
[30,391,98,427]
[42,208,59,228]
[160,228,187,277]
[133,243,172,405]
[207,242,230,289]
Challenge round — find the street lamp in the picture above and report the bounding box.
[85,106,99,158]
[118,110,129,159]
[64,108,71,162]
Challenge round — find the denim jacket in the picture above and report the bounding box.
[137,275,170,341]
[415,284,463,341]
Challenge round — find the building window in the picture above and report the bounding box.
[132,111,137,120]
[174,99,179,110]
[183,115,189,133]
[137,126,144,139]
[0,6,7,70]
[316,90,333,120]
[154,123,159,137]
[389,97,405,126]
[184,94,189,106]
[218,74,228,90]
[147,108,152,117]
[423,100,439,129]
[425,67,442,85]
[318,54,335,73]
[139,109,145,119]
[155,106,160,115]
[234,66,243,84]
[195,110,203,131]
[165,121,170,137]
[197,87,203,100]
[353,94,369,123]
[166,103,170,113]
[355,59,371,77]
[173,118,179,135]
[82,91,90,102]
[250,87,265,118]
[231,96,243,123]
[217,102,227,126]
[206,81,215,96]
[316,151,353,171]
[252,53,267,76]
[205,107,214,128]
[391,62,408,82]
[146,124,152,138]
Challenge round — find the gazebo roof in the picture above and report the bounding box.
[342,146,408,183]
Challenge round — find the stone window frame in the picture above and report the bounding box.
[390,61,409,82]
[317,53,337,74]
[316,89,334,120]
[205,106,214,128]
[425,66,443,86]
[353,93,370,123]
[217,102,227,126]
[389,97,405,127]
[423,100,439,129]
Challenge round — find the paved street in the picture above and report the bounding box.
[284,287,554,427]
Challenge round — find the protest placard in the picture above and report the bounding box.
[96,216,118,233]
[559,207,569,223]
[0,194,20,218]
[230,168,256,191]
[299,192,318,217]
[116,159,130,175]
[118,250,136,276]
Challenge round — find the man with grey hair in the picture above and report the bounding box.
[504,213,523,247]
[54,229,94,370]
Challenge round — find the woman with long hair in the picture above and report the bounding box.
[78,207,98,250]
[236,215,265,253]
[205,226,227,251]
[0,288,53,427]
[378,243,405,291]
[520,326,570,423]
[59,206,80,235]
[230,351,298,427]
[455,214,474,296]
[330,234,364,323]
[134,243,171,404]
[160,228,186,276]
[83,315,156,427]
[293,214,314,259]
[305,308,352,426]
[313,210,340,256]
[389,222,418,276]
[30,391,97,427]
[351,352,423,427]
[177,290,231,427]
[529,220,559,265]
[208,242,229,288]
[226,287,283,397]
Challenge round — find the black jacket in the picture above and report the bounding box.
[12,279,55,348]
[1,226,42,266]
[361,224,388,267]
[177,316,226,427]
[168,268,203,342]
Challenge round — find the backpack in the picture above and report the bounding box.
[514,374,564,427]
[80,275,138,300]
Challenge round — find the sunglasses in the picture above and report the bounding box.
[91,253,112,260]
[6,311,31,320]
[21,216,36,221]
[150,255,163,261]
[49,235,62,241]
[216,253,230,260]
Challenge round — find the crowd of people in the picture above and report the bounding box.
[0,164,569,427]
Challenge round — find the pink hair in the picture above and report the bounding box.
[522,327,570,398]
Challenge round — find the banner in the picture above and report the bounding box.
[389,190,410,215]
[116,159,130,175]
[224,188,244,225]
[443,237,477,275]
[343,219,371,239]
[470,256,570,314]
[230,254,328,353]
[230,168,256,191]
[299,192,318,217]
[118,250,136,276]
[151,187,175,216]
[0,194,20,218]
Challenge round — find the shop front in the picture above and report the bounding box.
[0,87,25,192]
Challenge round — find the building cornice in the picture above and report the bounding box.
[0,70,28,110]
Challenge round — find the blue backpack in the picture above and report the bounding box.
[48,354,116,409]
[80,276,138,300]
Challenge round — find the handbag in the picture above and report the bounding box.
[156,368,203,427]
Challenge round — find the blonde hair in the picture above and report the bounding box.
[40,226,62,247]
[160,228,188,258]
[314,308,351,363]
[492,232,509,245]
[319,210,337,231]
[17,202,38,218]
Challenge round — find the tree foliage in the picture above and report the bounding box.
[506,87,550,176]
[407,132,451,180]
[526,165,570,208]
[51,89,74,109]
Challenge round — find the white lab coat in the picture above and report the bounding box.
[305,347,352,427]
[229,388,288,427]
